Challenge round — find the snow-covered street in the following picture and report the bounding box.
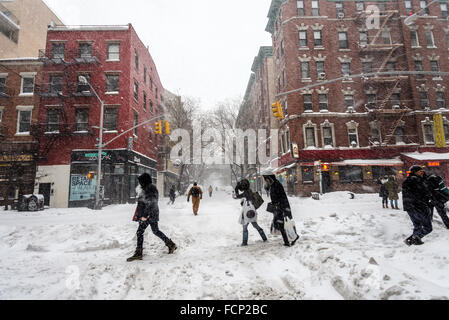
[0,190,448,300]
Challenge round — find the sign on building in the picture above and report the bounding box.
[434,114,447,148]
[69,175,96,201]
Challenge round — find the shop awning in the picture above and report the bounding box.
[329,158,404,167]
[274,162,297,174]
[401,152,449,161]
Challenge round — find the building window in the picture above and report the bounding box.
[420,0,430,15]
[46,109,59,133]
[411,31,419,47]
[305,127,316,147]
[134,81,139,101]
[104,108,118,131]
[382,30,391,44]
[78,43,92,58]
[106,74,119,93]
[150,77,153,90]
[430,60,440,73]
[367,94,377,108]
[420,92,430,109]
[297,0,305,16]
[17,110,32,134]
[51,43,65,59]
[359,32,368,46]
[281,132,286,154]
[107,43,120,61]
[316,61,325,78]
[282,69,286,87]
[302,167,314,183]
[393,126,405,144]
[49,75,63,94]
[386,61,395,71]
[133,112,138,136]
[0,109,3,122]
[405,1,413,14]
[336,2,344,17]
[143,92,147,111]
[21,76,35,95]
[76,74,90,93]
[318,94,328,111]
[301,62,310,79]
[425,31,435,47]
[303,94,313,111]
[322,126,333,147]
[415,61,424,79]
[344,95,355,110]
[339,166,363,183]
[436,92,446,109]
[362,62,372,74]
[134,50,139,70]
[341,62,351,77]
[150,100,154,113]
[423,124,435,144]
[299,31,308,47]
[75,109,89,132]
[314,31,322,46]
[372,166,397,180]
[390,93,400,107]
[144,66,147,83]
[281,40,285,55]
[338,32,348,49]
[348,128,359,147]
[370,123,380,143]
[443,122,449,142]
[356,2,364,12]
[0,77,6,94]
[286,130,291,150]
[442,3,449,18]
[311,0,320,16]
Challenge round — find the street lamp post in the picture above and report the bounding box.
[78,76,104,210]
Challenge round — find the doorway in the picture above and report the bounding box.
[38,183,51,206]
[322,172,332,194]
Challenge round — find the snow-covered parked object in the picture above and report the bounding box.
[17,194,45,212]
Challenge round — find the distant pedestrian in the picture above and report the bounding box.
[208,185,213,197]
[385,175,400,210]
[168,185,176,205]
[378,176,389,208]
[187,182,203,215]
[127,173,177,262]
[402,166,433,246]
[426,174,449,229]
[234,179,267,246]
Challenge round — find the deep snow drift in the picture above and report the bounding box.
[0,190,448,300]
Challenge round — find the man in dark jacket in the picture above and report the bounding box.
[263,174,298,246]
[402,165,433,246]
[426,174,449,229]
[169,185,176,205]
[127,173,177,262]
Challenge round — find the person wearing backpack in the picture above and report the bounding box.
[187,182,203,215]
[426,174,449,229]
[234,179,267,246]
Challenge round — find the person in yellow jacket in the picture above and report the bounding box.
[187,182,203,215]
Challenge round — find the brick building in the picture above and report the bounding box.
[0,58,42,206]
[264,0,449,196]
[34,24,165,208]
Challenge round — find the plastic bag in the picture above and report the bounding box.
[284,217,299,242]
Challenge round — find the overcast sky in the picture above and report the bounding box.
[42,0,273,110]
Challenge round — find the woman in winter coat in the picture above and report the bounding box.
[385,176,400,210]
[127,173,177,262]
[263,174,298,246]
[234,179,267,246]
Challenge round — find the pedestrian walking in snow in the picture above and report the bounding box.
[263,174,299,247]
[187,182,202,215]
[378,176,389,209]
[385,175,400,210]
[234,179,267,246]
[168,185,176,205]
[402,165,433,246]
[127,173,177,262]
[426,174,449,229]
[208,185,213,198]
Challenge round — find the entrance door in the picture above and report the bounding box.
[38,183,51,206]
[112,176,124,204]
[322,172,332,194]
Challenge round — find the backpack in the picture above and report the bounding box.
[191,187,200,197]
[252,191,264,210]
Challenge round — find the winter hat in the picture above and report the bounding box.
[237,179,250,191]
[193,182,198,186]
[138,173,152,187]
[409,165,423,175]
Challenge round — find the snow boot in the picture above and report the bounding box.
[166,239,177,254]
[411,235,424,245]
[404,236,413,246]
[291,234,300,246]
[127,248,143,262]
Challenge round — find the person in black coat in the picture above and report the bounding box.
[263,174,298,246]
[378,176,389,208]
[402,165,433,246]
[169,185,176,205]
[426,174,449,229]
[127,173,177,261]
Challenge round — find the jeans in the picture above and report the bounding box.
[390,199,398,208]
[430,202,449,229]
[406,209,433,239]
[136,220,169,249]
[242,222,267,245]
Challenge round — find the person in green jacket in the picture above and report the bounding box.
[385,175,400,210]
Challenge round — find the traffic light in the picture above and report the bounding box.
[271,101,285,120]
[87,171,95,179]
[155,121,162,135]
[164,121,171,135]
[320,163,329,172]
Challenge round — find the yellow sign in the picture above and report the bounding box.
[434,114,447,148]
[0,154,34,162]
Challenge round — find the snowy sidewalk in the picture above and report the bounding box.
[0,191,448,300]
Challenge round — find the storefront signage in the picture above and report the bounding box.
[0,154,34,162]
[69,175,96,201]
[85,152,107,158]
[291,143,299,159]
[434,114,447,148]
[428,162,440,167]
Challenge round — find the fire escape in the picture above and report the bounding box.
[36,45,100,160]
[355,6,416,146]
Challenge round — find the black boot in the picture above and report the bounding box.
[127,248,143,262]
[404,236,413,246]
[166,239,177,254]
[411,235,424,245]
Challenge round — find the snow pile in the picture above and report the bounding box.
[0,191,448,300]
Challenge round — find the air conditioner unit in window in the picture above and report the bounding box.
[347,107,355,113]
[337,12,345,19]
[318,72,326,79]
[392,104,400,109]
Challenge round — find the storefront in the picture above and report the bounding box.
[69,149,157,207]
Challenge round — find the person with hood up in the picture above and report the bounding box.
[127,173,177,262]
[187,182,203,215]
[402,165,433,246]
[378,176,389,209]
[426,173,449,229]
[385,175,400,210]
[234,179,267,246]
[263,174,299,246]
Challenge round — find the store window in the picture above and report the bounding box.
[302,166,314,183]
[372,166,397,180]
[339,166,363,183]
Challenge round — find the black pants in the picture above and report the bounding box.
[382,197,388,207]
[430,202,449,229]
[273,211,290,245]
[406,208,433,239]
[136,220,169,249]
